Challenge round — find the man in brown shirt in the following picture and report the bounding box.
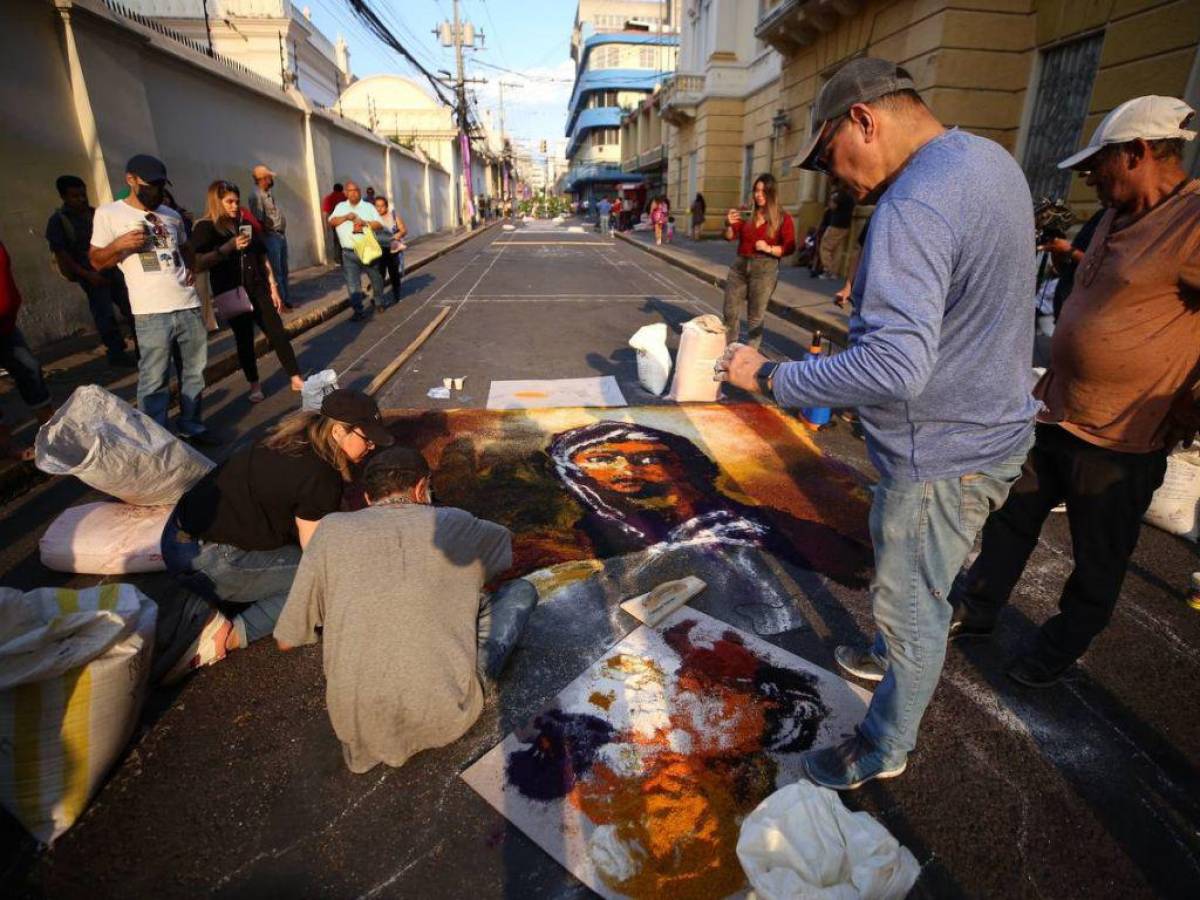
[949,95,1200,687]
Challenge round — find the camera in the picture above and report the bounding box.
[1033,197,1076,246]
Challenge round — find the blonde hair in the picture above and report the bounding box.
[753,174,784,238]
[262,409,353,482]
[200,179,240,231]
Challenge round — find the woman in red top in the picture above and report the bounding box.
[721,174,796,349]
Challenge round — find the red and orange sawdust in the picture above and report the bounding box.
[588,690,616,711]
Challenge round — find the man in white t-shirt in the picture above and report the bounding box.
[328,180,386,322]
[90,154,213,443]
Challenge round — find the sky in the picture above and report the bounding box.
[302,0,582,159]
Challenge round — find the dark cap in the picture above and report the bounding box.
[125,154,171,185]
[793,58,917,171]
[320,389,394,447]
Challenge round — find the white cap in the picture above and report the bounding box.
[1058,95,1196,169]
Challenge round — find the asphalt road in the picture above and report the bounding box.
[2,221,1198,899]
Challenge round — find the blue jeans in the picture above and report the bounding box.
[341,250,385,313]
[0,327,51,411]
[262,231,290,306]
[859,438,1031,759]
[134,308,208,435]
[476,578,537,684]
[161,513,301,644]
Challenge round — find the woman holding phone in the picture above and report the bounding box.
[190,180,303,402]
[721,173,796,349]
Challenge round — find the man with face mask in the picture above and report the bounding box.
[718,58,1038,790]
[90,154,213,443]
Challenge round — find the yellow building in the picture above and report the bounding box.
[666,0,1200,272]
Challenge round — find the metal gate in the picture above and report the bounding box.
[1022,33,1105,201]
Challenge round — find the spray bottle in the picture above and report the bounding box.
[800,330,832,430]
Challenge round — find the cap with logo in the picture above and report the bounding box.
[1057,95,1196,170]
[125,154,171,185]
[793,58,917,172]
[319,389,395,447]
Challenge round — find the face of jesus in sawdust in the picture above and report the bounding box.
[571,440,688,499]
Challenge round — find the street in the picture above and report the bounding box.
[3,221,1199,899]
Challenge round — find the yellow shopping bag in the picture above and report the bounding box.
[352,227,382,265]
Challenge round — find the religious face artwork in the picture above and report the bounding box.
[462,608,873,900]
[381,403,873,596]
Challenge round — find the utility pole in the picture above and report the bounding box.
[497,81,521,206]
[435,0,486,228]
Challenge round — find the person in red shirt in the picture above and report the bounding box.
[721,174,796,348]
[0,241,54,461]
[321,182,347,264]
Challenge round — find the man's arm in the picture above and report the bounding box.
[89,210,146,272]
[274,526,327,651]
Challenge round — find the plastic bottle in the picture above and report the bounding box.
[800,330,832,430]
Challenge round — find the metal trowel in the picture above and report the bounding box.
[620,576,707,627]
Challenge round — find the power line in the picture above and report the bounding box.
[341,0,455,106]
[471,58,573,82]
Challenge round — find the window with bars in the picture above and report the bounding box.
[1022,33,1105,201]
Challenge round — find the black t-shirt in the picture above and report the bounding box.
[829,193,855,229]
[190,219,270,300]
[45,206,95,270]
[176,443,344,550]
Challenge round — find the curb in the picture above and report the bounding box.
[614,231,849,347]
[0,222,499,504]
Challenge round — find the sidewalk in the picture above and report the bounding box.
[0,221,498,500]
[614,229,851,345]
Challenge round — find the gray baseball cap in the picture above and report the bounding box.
[793,58,917,171]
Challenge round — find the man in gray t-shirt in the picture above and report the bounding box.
[249,164,291,308]
[275,448,536,774]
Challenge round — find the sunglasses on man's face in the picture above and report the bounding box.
[810,115,849,176]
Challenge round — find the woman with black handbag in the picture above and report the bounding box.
[191,180,303,403]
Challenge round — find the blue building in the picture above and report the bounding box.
[563,18,678,205]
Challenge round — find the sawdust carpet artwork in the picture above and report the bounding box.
[462,608,872,899]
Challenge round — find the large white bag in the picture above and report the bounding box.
[34,385,213,506]
[1143,448,1200,541]
[668,313,726,403]
[737,781,920,900]
[0,584,157,843]
[40,502,172,575]
[628,323,672,396]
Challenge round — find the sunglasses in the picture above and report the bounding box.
[810,115,849,176]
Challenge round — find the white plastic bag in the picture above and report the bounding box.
[737,781,920,900]
[0,584,157,843]
[34,385,213,506]
[1144,448,1200,541]
[40,502,172,575]
[628,323,672,396]
[301,369,340,411]
[668,313,726,403]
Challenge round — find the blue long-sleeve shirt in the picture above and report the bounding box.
[774,130,1039,481]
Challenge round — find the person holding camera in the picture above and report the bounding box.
[328,180,387,322]
[721,173,796,349]
[190,180,303,404]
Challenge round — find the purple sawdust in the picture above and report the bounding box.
[506,708,616,802]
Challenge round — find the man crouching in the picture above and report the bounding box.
[274,446,537,773]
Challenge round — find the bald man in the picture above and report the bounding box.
[328,181,387,322]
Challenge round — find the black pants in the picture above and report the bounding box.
[376,248,403,305]
[229,296,300,384]
[959,423,1168,668]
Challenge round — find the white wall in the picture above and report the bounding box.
[0,0,450,349]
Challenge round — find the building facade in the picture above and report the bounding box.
[119,0,351,106]
[666,0,1200,271]
[564,1,682,202]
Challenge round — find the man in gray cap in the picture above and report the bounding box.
[717,58,1038,788]
[950,96,1200,686]
[90,154,213,443]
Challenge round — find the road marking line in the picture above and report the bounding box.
[489,240,611,246]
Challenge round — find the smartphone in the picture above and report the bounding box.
[238,224,253,240]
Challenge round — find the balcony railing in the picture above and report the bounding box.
[755,0,862,55]
[658,72,704,125]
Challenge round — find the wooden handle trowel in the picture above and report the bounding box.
[619,577,707,627]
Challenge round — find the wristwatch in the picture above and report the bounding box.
[755,361,779,396]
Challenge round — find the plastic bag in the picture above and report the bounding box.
[34,385,214,506]
[352,227,382,265]
[737,781,920,900]
[668,314,726,403]
[40,502,172,575]
[628,323,672,396]
[1144,448,1200,541]
[301,369,340,411]
[0,584,157,843]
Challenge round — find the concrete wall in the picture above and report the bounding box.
[0,0,450,349]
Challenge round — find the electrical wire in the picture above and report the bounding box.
[342,0,456,107]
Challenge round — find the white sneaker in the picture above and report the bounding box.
[162,610,232,685]
[834,644,886,682]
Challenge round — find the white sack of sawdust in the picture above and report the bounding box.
[737,781,919,899]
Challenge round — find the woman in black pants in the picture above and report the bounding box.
[191,180,303,402]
